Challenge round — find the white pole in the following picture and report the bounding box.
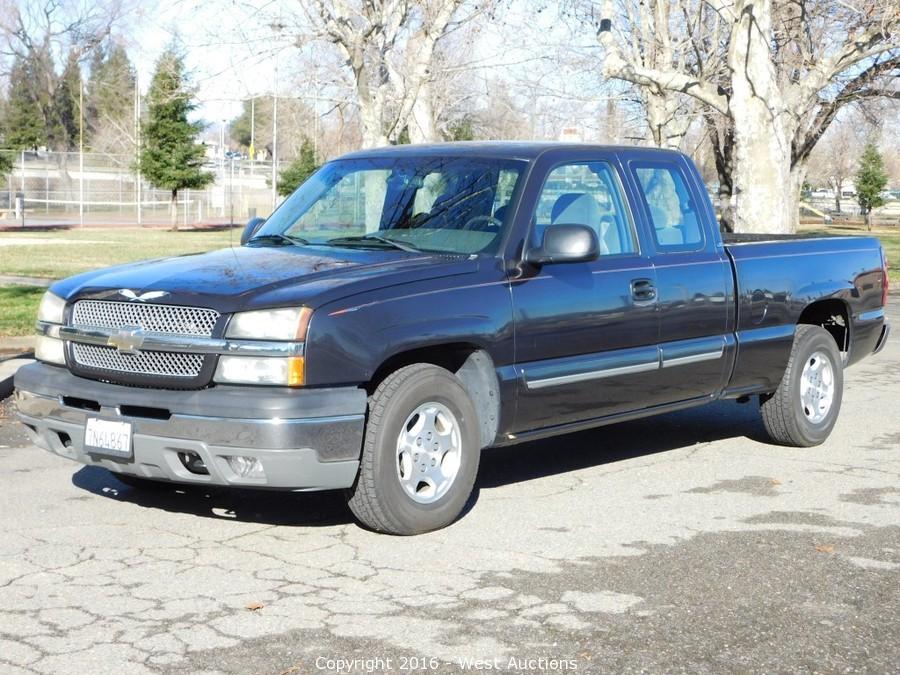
[135,70,142,227]
[272,72,278,211]
[313,70,318,162]
[250,97,255,166]
[270,18,283,212]
[79,74,84,228]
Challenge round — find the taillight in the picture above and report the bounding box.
[882,248,890,307]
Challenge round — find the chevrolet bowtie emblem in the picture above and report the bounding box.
[118,289,169,302]
[108,326,145,355]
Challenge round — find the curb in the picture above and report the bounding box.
[0,356,33,400]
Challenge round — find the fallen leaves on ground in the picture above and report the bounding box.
[245,601,265,611]
[815,544,835,554]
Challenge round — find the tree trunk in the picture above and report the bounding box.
[865,210,872,231]
[170,189,179,231]
[789,163,808,231]
[359,99,389,149]
[407,80,438,144]
[706,113,735,232]
[726,0,794,234]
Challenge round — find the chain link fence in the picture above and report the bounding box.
[0,151,287,228]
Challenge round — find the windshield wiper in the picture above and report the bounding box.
[326,234,423,253]
[249,233,310,246]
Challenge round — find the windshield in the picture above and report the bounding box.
[254,156,526,255]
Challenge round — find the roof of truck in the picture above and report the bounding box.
[338,141,685,162]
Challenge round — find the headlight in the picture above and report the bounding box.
[35,336,65,365]
[226,307,312,340]
[214,355,305,386]
[37,292,66,324]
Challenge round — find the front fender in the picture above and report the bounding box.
[305,267,515,387]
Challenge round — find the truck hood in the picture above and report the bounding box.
[50,244,479,314]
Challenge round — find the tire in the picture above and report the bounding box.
[347,363,482,535]
[760,324,844,447]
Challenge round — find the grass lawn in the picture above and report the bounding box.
[0,227,236,279]
[0,227,236,337]
[799,222,900,263]
[0,286,46,336]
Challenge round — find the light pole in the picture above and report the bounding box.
[271,66,279,209]
[79,73,84,227]
[270,19,285,211]
[249,97,255,163]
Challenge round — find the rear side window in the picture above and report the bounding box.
[633,163,704,251]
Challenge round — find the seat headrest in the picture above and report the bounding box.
[551,193,601,226]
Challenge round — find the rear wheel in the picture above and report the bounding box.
[347,363,481,535]
[760,325,843,447]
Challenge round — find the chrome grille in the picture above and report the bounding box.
[70,300,218,382]
[72,301,218,336]
[73,343,204,378]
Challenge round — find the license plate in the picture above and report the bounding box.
[84,418,133,459]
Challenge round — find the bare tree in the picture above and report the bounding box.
[576,0,727,149]
[808,119,866,213]
[599,0,899,233]
[302,0,487,148]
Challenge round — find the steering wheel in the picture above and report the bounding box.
[461,215,503,232]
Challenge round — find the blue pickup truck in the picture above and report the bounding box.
[15,143,890,534]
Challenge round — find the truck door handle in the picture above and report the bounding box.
[631,278,657,303]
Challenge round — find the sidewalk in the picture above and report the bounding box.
[0,275,52,287]
[0,354,33,399]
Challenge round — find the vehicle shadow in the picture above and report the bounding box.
[72,398,766,528]
[71,465,353,528]
[473,398,767,491]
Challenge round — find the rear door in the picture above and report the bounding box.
[625,154,735,401]
[509,150,661,431]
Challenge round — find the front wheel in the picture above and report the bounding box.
[347,363,481,535]
[760,325,844,447]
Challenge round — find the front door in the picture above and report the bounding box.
[509,154,661,431]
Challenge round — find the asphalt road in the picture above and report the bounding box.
[1,301,898,675]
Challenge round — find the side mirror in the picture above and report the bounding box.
[525,224,600,265]
[240,217,267,245]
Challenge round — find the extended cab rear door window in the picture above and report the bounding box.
[532,161,637,256]
[631,162,705,252]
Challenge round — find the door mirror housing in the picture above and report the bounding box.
[240,217,267,245]
[525,224,600,265]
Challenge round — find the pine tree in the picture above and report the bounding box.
[138,47,213,230]
[3,54,44,151]
[855,143,888,231]
[86,42,136,153]
[52,50,82,151]
[0,151,13,179]
[277,138,318,196]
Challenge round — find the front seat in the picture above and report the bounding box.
[550,193,610,254]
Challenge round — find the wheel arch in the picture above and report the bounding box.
[797,298,850,354]
[368,343,501,448]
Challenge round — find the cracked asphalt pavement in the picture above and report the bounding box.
[1,300,898,674]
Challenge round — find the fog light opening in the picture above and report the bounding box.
[225,455,265,479]
[178,451,209,475]
[57,432,72,448]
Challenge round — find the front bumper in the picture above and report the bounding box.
[14,362,366,491]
